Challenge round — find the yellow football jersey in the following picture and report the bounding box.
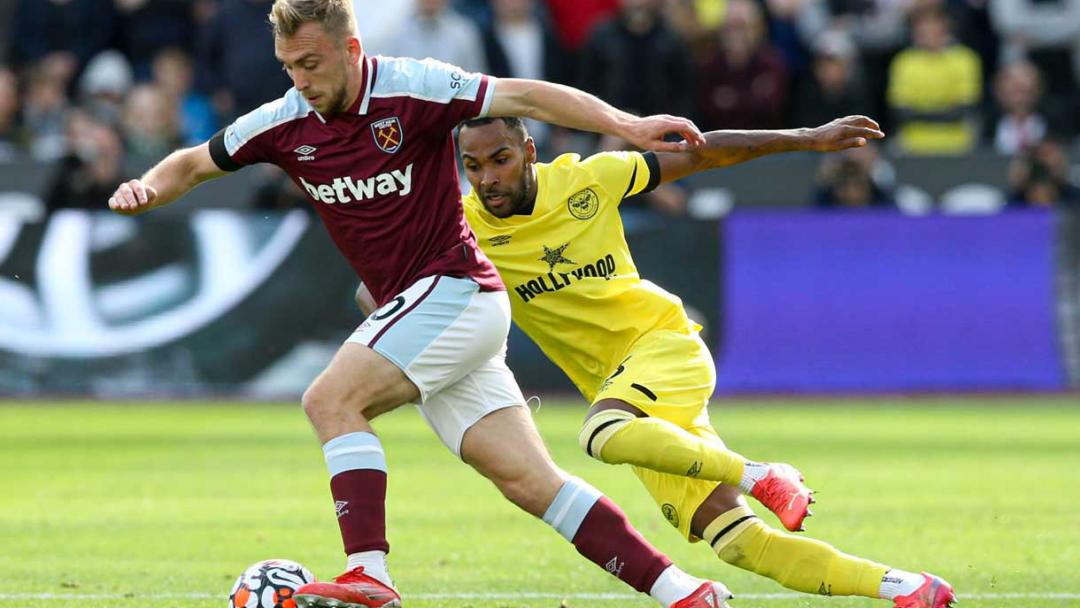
[463,151,692,400]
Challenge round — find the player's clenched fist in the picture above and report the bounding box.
[108,179,158,215]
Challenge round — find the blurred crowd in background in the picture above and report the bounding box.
[0,0,1078,215]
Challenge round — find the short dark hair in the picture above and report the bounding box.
[457,116,529,142]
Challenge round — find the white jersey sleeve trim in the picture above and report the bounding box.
[370,56,485,104]
[224,88,313,156]
[478,77,495,118]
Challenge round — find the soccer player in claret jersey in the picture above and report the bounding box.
[106,1,735,607]
[442,116,956,608]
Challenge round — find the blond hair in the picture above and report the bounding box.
[269,0,357,40]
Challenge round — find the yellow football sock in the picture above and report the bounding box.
[577,409,745,485]
[703,506,888,597]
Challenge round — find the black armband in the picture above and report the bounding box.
[642,152,661,194]
[208,128,242,172]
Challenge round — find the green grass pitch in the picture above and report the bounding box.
[1,398,1078,608]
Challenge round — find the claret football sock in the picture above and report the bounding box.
[704,506,887,598]
[542,476,672,593]
[580,410,745,485]
[323,432,390,554]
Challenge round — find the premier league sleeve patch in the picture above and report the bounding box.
[371,117,404,153]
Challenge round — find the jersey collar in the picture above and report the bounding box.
[348,55,375,116]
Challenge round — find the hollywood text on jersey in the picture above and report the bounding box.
[298,163,414,205]
[514,253,617,303]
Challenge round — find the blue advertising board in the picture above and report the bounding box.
[715,211,1065,392]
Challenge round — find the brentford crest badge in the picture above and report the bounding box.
[567,188,599,220]
[371,117,403,153]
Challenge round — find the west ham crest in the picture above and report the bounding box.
[371,117,403,153]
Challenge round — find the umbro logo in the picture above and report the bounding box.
[334,500,349,518]
[294,145,317,161]
[489,235,513,247]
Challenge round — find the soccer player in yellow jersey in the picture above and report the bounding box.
[450,115,956,608]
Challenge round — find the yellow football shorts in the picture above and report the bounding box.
[592,325,725,540]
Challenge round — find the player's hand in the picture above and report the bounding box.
[108,179,158,215]
[622,114,707,152]
[807,115,885,152]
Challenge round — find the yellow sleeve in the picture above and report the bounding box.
[580,151,659,205]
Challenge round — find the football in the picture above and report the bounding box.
[228,559,316,608]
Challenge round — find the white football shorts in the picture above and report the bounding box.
[347,275,526,456]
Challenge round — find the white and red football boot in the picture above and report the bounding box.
[893,572,957,608]
[749,463,814,532]
[670,581,734,608]
[294,567,401,608]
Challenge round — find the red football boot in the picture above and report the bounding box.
[893,572,957,608]
[670,581,734,608]
[294,567,401,608]
[749,463,814,532]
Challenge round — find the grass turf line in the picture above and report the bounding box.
[1,398,1077,608]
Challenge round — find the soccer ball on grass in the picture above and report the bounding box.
[228,559,316,608]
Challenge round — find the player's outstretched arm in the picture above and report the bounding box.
[107,142,227,215]
[654,115,885,184]
[488,78,706,153]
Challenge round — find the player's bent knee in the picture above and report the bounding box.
[578,408,635,462]
[301,376,371,423]
[300,383,329,421]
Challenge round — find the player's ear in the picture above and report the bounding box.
[346,36,362,64]
[524,137,537,164]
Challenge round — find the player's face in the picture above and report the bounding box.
[460,122,537,218]
[275,22,362,115]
